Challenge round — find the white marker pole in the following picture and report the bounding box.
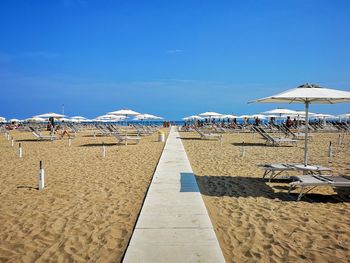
[7,133,10,140]
[11,137,14,147]
[18,143,23,158]
[68,138,72,147]
[241,141,245,158]
[102,142,106,158]
[328,141,333,159]
[338,134,342,145]
[38,161,45,190]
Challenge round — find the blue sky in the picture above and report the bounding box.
[0,0,349,120]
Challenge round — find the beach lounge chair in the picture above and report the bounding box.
[29,127,58,141]
[252,126,298,146]
[194,127,223,141]
[112,133,141,145]
[259,163,332,182]
[288,174,350,201]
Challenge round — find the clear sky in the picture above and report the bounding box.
[0,0,349,120]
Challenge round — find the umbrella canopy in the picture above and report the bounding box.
[0,117,6,122]
[183,115,204,121]
[108,109,140,116]
[338,113,350,118]
[70,116,87,120]
[34,112,66,119]
[251,114,267,119]
[199,111,222,118]
[25,117,46,123]
[96,114,126,121]
[251,83,350,166]
[261,108,297,116]
[8,118,21,123]
[134,113,161,121]
[311,113,335,119]
[238,115,251,119]
[220,114,238,119]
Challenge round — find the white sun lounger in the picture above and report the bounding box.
[113,133,141,145]
[194,127,223,141]
[29,127,58,141]
[259,163,332,182]
[288,174,350,201]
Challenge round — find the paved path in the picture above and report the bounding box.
[123,126,225,263]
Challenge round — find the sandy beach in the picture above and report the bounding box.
[0,128,167,262]
[181,131,350,263]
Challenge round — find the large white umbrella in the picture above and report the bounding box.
[199,111,222,118]
[108,109,140,125]
[34,112,66,118]
[8,118,21,123]
[96,114,126,121]
[25,117,46,123]
[261,108,297,116]
[0,117,6,123]
[183,115,204,121]
[251,83,350,165]
[220,114,238,119]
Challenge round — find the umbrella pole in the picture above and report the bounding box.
[304,101,310,166]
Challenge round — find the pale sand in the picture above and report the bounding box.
[0,129,167,262]
[181,131,350,263]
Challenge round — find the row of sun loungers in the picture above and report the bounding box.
[258,163,350,200]
[252,126,299,146]
[289,174,350,201]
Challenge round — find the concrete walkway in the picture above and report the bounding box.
[123,127,225,263]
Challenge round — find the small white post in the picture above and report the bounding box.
[338,134,342,145]
[68,138,72,147]
[240,141,245,158]
[7,133,10,140]
[11,137,14,147]
[38,161,45,190]
[328,141,333,159]
[18,143,23,158]
[102,142,106,158]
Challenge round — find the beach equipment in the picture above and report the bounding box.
[108,109,140,125]
[251,83,350,165]
[252,126,298,146]
[199,112,223,119]
[38,161,45,190]
[288,174,350,201]
[95,114,126,122]
[18,143,22,158]
[0,117,6,123]
[112,133,141,145]
[29,127,58,141]
[259,163,331,182]
[193,127,223,141]
[25,117,46,123]
[8,118,21,123]
[262,108,297,116]
[34,112,66,119]
[220,114,238,119]
[183,115,204,121]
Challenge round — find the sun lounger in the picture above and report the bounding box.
[253,126,298,146]
[288,174,350,201]
[259,163,331,182]
[29,127,58,141]
[113,133,141,145]
[194,127,223,141]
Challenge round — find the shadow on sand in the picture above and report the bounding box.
[17,185,38,190]
[232,142,293,147]
[194,175,349,203]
